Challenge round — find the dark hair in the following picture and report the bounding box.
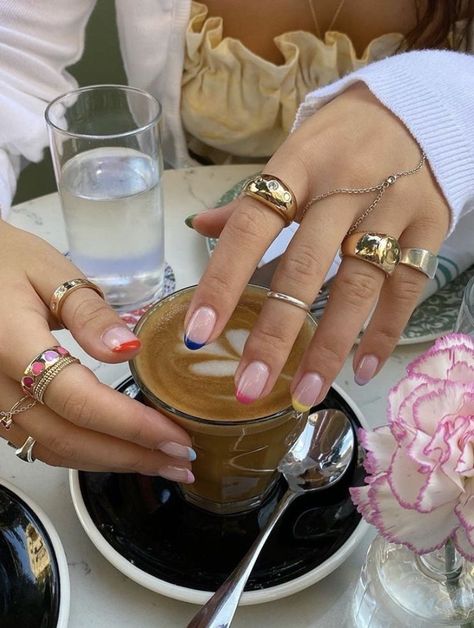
[406,0,473,50]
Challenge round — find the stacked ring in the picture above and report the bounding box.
[341,232,401,276]
[242,174,297,225]
[21,346,80,403]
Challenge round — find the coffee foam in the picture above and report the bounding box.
[135,287,314,421]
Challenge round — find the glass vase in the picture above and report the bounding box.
[351,535,474,627]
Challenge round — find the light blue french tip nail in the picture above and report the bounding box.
[189,448,197,462]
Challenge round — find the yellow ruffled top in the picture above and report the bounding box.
[181,1,404,163]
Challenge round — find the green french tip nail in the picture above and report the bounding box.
[184,214,197,229]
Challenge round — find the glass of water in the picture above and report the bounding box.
[45,85,164,312]
[455,275,474,335]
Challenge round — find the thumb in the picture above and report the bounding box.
[188,199,239,237]
[59,288,141,362]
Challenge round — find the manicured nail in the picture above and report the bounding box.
[159,441,197,461]
[184,306,216,350]
[292,372,323,412]
[355,354,379,386]
[159,466,195,483]
[102,326,141,352]
[184,214,197,229]
[235,361,270,404]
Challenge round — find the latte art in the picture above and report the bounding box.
[135,286,313,420]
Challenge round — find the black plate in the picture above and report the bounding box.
[79,377,365,592]
[0,484,61,628]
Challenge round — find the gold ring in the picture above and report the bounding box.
[21,346,80,402]
[242,174,297,225]
[267,291,310,312]
[8,436,37,463]
[399,247,438,279]
[341,232,401,276]
[49,278,104,325]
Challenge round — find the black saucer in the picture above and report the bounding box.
[0,484,61,628]
[78,377,365,593]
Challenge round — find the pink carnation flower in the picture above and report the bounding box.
[350,334,474,559]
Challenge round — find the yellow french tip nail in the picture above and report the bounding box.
[292,398,311,413]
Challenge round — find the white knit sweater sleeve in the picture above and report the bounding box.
[293,50,474,236]
[0,0,96,216]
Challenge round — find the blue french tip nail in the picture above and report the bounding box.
[184,335,205,350]
[189,448,197,462]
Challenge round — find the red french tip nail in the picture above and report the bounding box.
[112,339,141,353]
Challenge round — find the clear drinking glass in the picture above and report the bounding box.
[455,276,474,335]
[45,85,164,312]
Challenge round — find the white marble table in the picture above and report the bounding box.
[1,165,433,628]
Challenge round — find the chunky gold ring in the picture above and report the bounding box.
[8,436,37,463]
[399,247,438,279]
[21,346,80,402]
[242,174,297,225]
[50,278,104,326]
[341,232,401,276]
[267,291,311,313]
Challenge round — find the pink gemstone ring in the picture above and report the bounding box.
[21,346,80,402]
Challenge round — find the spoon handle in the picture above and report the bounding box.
[186,489,295,628]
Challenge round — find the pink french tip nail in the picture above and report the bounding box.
[102,326,140,352]
[159,466,195,484]
[235,361,270,404]
[184,306,217,350]
[355,354,379,386]
[291,372,324,412]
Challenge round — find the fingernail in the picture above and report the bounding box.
[159,466,195,483]
[159,441,197,461]
[355,354,379,386]
[102,326,141,352]
[184,213,197,229]
[235,361,270,404]
[184,306,216,350]
[292,372,323,412]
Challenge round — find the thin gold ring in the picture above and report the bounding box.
[341,232,401,276]
[267,291,311,313]
[49,278,104,326]
[242,174,297,226]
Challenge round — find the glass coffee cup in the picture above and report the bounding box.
[130,284,316,515]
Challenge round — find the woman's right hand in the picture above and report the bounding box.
[0,220,195,483]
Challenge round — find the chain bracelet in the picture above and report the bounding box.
[0,395,37,429]
[303,152,426,235]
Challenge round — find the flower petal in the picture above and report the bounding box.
[407,333,474,383]
[359,426,396,475]
[367,476,458,553]
[453,526,474,561]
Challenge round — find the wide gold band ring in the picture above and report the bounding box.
[49,278,104,326]
[399,247,438,279]
[341,232,401,276]
[267,291,311,313]
[242,174,297,226]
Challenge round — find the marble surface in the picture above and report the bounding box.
[1,165,433,628]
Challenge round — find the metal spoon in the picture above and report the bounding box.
[187,408,355,628]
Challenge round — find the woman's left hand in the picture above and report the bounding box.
[184,83,450,411]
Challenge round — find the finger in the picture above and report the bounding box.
[183,149,312,347]
[190,200,239,238]
[233,196,355,402]
[0,376,194,480]
[353,220,445,385]
[289,209,410,411]
[24,234,141,362]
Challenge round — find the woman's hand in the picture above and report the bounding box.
[186,83,450,410]
[0,221,194,482]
